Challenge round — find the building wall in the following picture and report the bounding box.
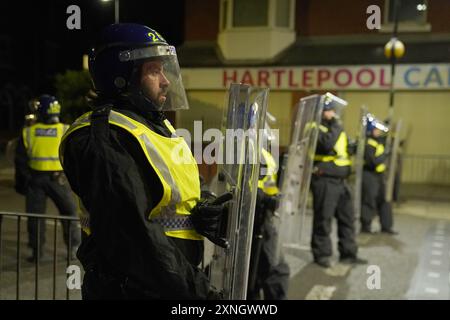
[184,0,219,41]
[184,0,450,40]
[181,1,450,185]
[341,90,450,184]
[296,0,384,36]
[427,0,450,33]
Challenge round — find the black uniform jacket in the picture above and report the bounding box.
[61,103,210,299]
[363,136,387,172]
[314,118,351,179]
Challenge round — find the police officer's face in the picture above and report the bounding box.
[323,109,336,121]
[372,128,382,137]
[140,60,170,106]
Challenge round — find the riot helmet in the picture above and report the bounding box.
[35,95,61,124]
[366,113,389,137]
[89,23,189,112]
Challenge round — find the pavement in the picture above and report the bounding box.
[286,199,450,300]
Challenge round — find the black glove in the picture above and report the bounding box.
[264,194,280,212]
[207,287,224,300]
[190,192,233,249]
[347,139,358,156]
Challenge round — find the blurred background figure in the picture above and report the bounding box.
[14,94,80,262]
[247,119,290,300]
[360,115,398,235]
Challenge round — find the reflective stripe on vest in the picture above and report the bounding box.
[23,123,68,171]
[367,138,386,173]
[258,148,279,196]
[60,110,202,240]
[314,129,352,167]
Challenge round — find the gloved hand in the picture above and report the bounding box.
[264,194,281,212]
[207,287,224,300]
[190,192,233,249]
[347,139,358,156]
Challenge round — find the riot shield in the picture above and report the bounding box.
[353,106,368,221]
[323,92,348,120]
[208,83,268,300]
[273,94,323,265]
[385,119,403,202]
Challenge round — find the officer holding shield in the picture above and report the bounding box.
[311,95,367,268]
[360,115,398,235]
[60,24,229,299]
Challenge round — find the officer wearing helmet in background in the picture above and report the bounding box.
[9,98,38,195]
[59,24,230,299]
[360,115,398,235]
[311,95,367,268]
[14,95,81,262]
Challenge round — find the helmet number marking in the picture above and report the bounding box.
[148,32,162,42]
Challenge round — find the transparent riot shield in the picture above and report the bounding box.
[385,119,403,202]
[208,83,268,300]
[353,106,368,221]
[273,94,323,265]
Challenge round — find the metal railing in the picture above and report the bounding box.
[401,154,450,185]
[0,211,81,300]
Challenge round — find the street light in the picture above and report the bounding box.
[101,0,119,24]
[384,0,403,122]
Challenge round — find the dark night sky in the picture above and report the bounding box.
[0,0,185,94]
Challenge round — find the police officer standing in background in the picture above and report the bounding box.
[59,23,229,299]
[360,115,398,235]
[14,95,81,262]
[310,96,367,268]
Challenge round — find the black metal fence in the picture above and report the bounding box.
[0,211,82,300]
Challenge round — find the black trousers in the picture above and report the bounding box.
[247,210,290,300]
[360,171,393,231]
[26,172,81,253]
[310,176,358,260]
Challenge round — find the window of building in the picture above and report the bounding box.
[232,0,268,27]
[218,0,296,61]
[275,0,291,28]
[387,0,428,24]
[220,0,294,30]
[382,0,430,32]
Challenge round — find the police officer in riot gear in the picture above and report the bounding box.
[14,95,81,262]
[60,23,229,299]
[360,115,398,235]
[311,97,367,268]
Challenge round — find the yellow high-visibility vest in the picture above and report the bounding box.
[314,125,352,167]
[23,123,68,171]
[367,138,386,173]
[60,110,202,241]
[258,148,279,196]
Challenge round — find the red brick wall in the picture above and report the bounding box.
[185,0,220,41]
[296,0,450,36]
[296,0,385,36]
[184,0,450,40]
[427,0,450,33]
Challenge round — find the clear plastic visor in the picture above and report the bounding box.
[119,45,189,111]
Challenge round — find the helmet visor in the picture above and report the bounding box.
[323,92,348,118]
[119,45,189,111]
